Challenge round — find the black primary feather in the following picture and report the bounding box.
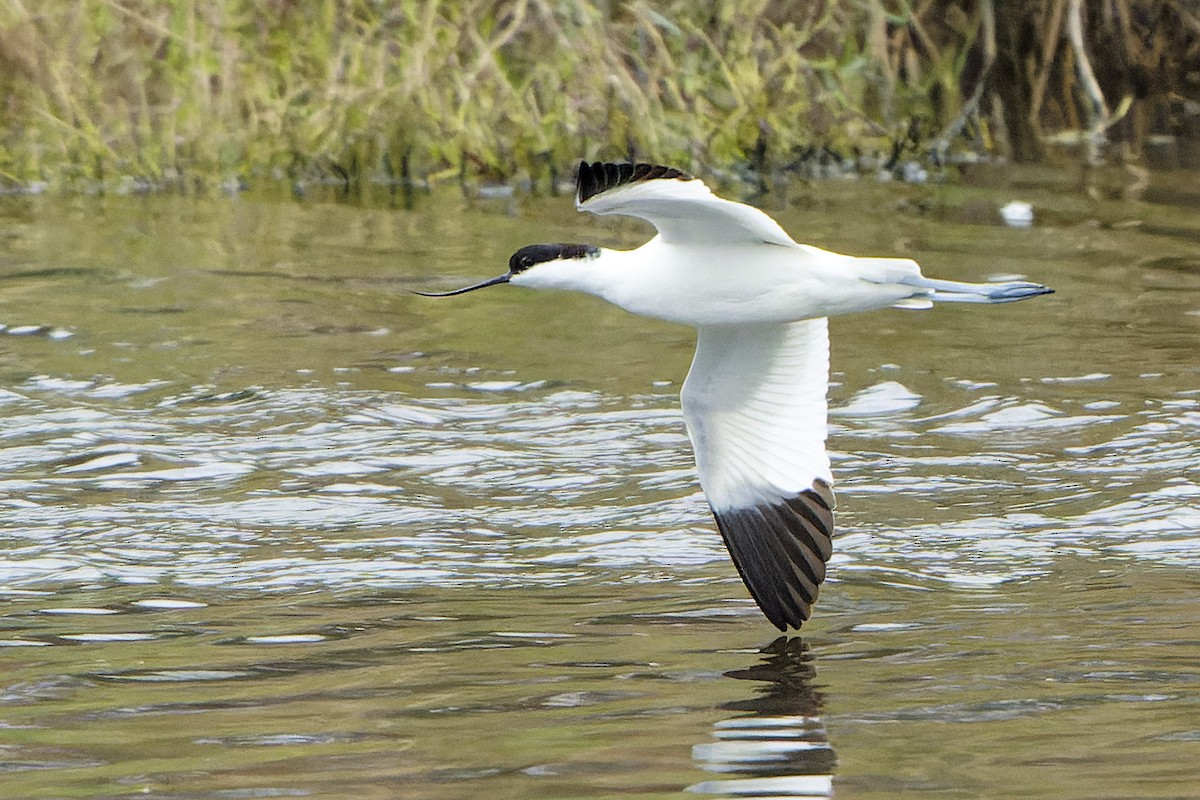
[576,160,693,204]
[711,480,836,632]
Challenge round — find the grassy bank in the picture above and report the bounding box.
[0,1,1197,192]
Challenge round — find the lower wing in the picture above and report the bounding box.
[680,319,836,631]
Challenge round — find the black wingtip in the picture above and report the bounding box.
[575,160,694,204]
[712,482,837,631]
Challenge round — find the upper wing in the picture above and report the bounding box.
[575,161,797,246]
[680,319,835,631]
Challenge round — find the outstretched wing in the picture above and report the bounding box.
[575,161,797,246]
[680,319,835,631]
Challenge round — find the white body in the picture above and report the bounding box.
[512,238,923,327]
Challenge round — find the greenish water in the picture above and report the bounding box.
[2,169,1198,799]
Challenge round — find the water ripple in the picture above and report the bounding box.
[1,374,1197,594]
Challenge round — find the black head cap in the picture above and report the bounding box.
[509,243,599,274]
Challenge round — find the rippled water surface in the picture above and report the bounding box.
[2,170,1198,798]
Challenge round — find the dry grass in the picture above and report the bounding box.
[0,0,1196,191]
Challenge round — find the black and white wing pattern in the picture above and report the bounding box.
[575,161,797,246]
[680,319,836,631]
[575,161,835,630]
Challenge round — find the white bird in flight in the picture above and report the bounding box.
[419,161,1053,631]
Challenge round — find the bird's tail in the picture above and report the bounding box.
[899,275,1054,304]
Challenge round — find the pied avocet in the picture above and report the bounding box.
[419,161,1053,631]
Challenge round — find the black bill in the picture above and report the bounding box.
[413,273,511,297]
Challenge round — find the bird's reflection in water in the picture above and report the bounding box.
[688,637,835,797]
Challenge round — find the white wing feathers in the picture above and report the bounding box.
[681,320,832,511]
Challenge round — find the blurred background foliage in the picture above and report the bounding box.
[0,0,1197,191]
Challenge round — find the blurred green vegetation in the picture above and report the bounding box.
[0,0,1196,191]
